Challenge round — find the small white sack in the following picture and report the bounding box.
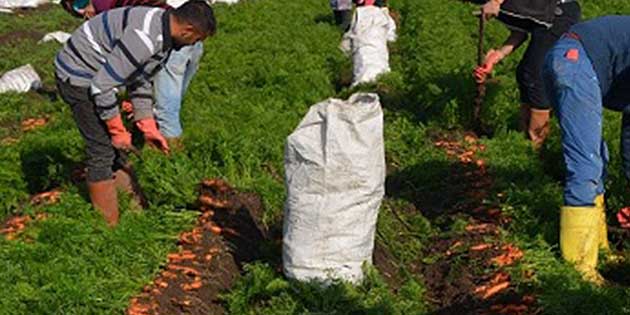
[0,64,42,93]
[283,93,385,284]
[39,31,71,44]
[0,0,49,9]
[340,6,397,86]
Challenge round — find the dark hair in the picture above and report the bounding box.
[60,0,84,18]
[172,0,217,36]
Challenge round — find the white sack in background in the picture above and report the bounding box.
[0,64,42,93]
[39,31,71,44]
[340,6,397,86]
[283,93,385,284]
[0,0,49,9]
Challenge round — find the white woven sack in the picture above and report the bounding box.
[283,93,385,284]
[0,64,42,94]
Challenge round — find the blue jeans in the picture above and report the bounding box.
[543,37,608,206]
[153,42,203,138]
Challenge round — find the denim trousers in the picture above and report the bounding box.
[543,36,607,206]
[153,42,203,138]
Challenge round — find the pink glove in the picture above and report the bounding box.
[617,207,630,229]
[473,49,504,83]
[105,114,132,150]
[136,118,170,154]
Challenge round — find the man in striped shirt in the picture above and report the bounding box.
[55,0,216,227]
[61,0,204,146]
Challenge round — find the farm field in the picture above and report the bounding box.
[2,0,630,314]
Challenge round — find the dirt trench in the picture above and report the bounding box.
[127,179,268,315]
[378,132,541,315]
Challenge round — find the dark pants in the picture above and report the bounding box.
[56,76,127,183]
[516,1,581,110]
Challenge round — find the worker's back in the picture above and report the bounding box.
[572,15,630,109]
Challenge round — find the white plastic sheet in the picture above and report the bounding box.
[283,93,385,284]
[0,64,42,94]
[39,31,71,44]
[340,6,397,86]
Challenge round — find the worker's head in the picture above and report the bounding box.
[60,0,93,18]
[170,0,216,49]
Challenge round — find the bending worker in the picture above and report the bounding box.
[62,0,205,148]
[55,1,216,226]
[474,0,580,148]
[543,16,630,285]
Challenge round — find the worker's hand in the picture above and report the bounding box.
[473,49,504,83]
[482,0,502,20]
[136,118,170,154]
[105,114,133,150]
[82,3,95,19]
[617,207,630,229]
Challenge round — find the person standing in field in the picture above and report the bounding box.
[62,0,206,148]
[330,0,388,31]
[55,1,216,226]
[542,16,630,285]
[473,0,580,148]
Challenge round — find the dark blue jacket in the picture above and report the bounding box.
[572,16,630,180]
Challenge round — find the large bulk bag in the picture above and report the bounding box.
[283,93,385,284]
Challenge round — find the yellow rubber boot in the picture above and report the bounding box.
[595,194,610,252]
[560,206,604,285]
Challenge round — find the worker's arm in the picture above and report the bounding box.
[473,31,527,83]
[89,26,161,121]
[621,113,630,182]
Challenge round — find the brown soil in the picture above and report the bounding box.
[127,178,268,315]
[0,30,44,46]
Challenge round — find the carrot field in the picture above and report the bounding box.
[2,0,630,314]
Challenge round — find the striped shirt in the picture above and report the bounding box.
[55,6,173,121]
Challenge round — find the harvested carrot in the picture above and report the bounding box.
[182,279,203,291]
[21,117,48,132]
[470,243,492,251]
[465,223,493,233]
[491,244,524,267]
[154,279,168,288]
[464,135,477,144]
[167,264,201,276]
[199,195,230,208]
[222,227,240,237]
[204,222,222,235]
[161,271,177,279]
[482,281,510,299]
[167,252,196,262]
